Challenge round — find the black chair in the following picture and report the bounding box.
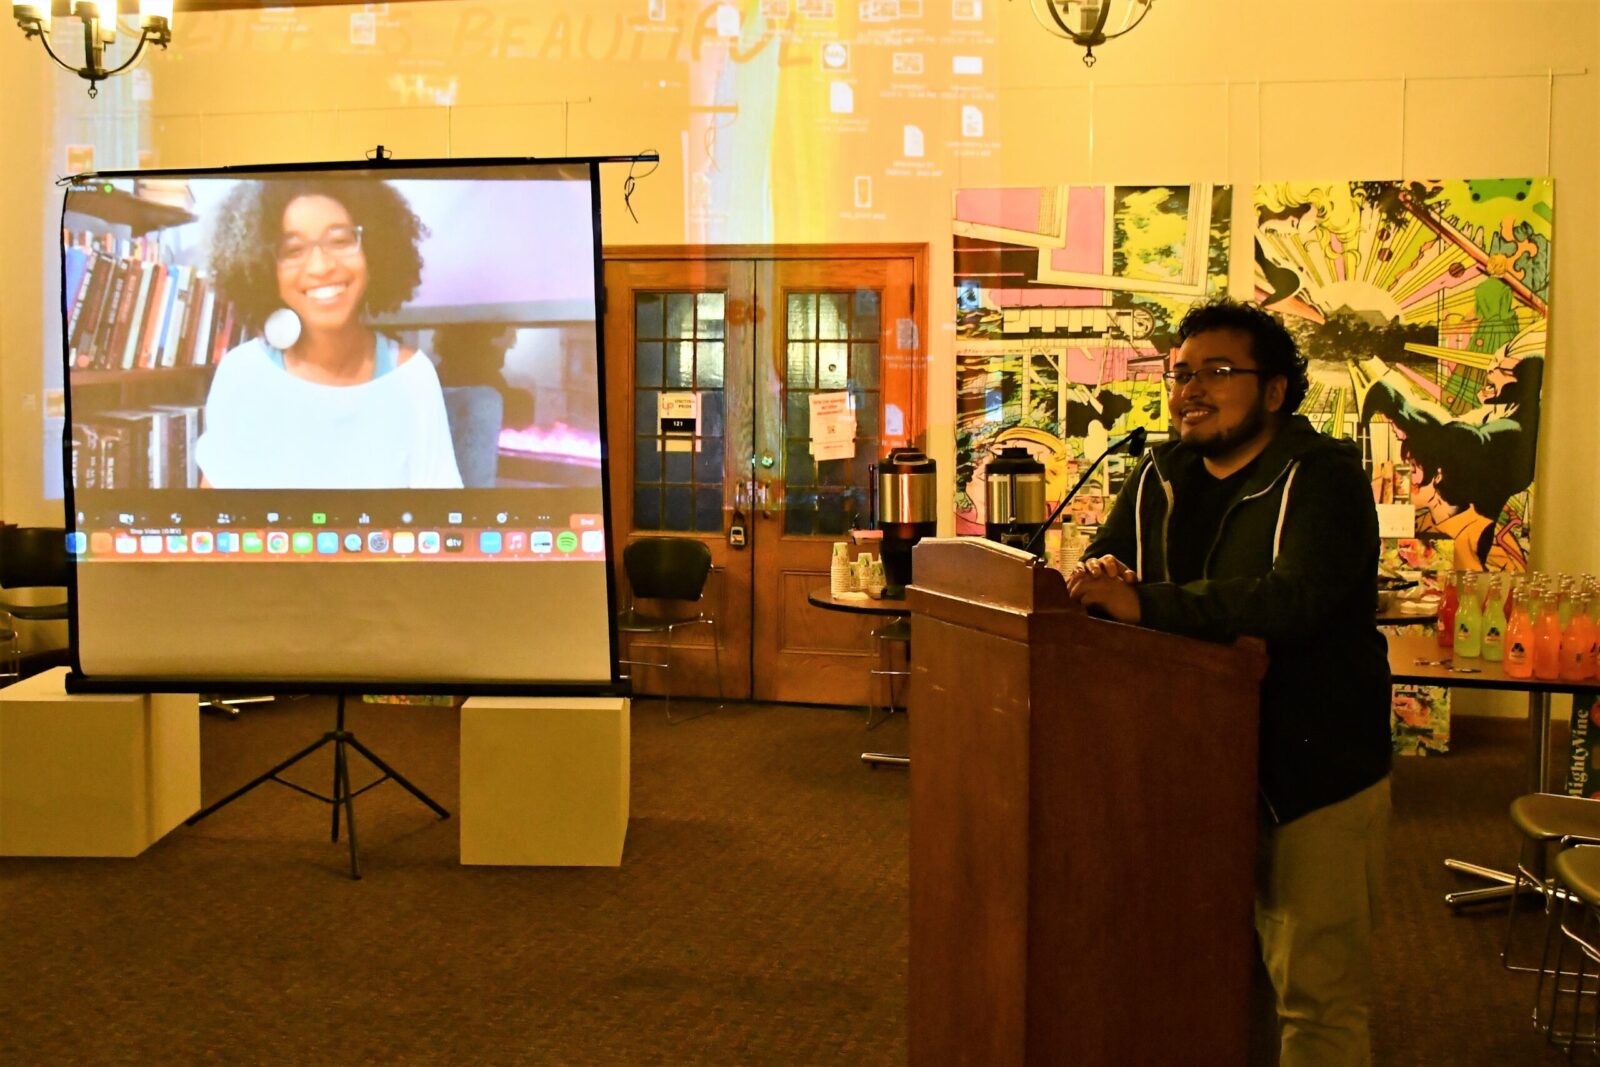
[0,525,71,681]
[616,537,723,724]
[866,616,909,730]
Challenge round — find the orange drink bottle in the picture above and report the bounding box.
[1563,592,1596,681]
[1533,590,1564,680]
[1504,585,1534,679]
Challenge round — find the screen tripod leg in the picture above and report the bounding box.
[343,733,452,820]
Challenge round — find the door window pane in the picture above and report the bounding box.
[700,391,726,436]
[851,343,879,388]
[635,341,663,388]
[788,293,816,339]
[695,341,725,388]
[666,293,697,338]
[786,440,815,487]
[695,436,725,480]
[665,341,695,388]
[818,342,849,389]
[635,293,664,338]
[663,448,693,483]
[786,342,816,389]
[634,488,661,528]
[819,293,850,340]
[696,487,723,532]
[664,487,694,531]
[634,437,663,483]
[634,389,658,435]
[696,293,726,338]
[853,290,881,338]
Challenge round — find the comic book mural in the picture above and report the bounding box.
[1253,179,1552,573]
[952,184,1233,557]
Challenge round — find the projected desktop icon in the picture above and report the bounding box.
[479,531,503,554]
[580,530,604,554]
[191,531,214,554]
[418,531,441,555]
[292,532,315,554]
[443,533,465,553]
[243,532,265,554]
[343,533,363,552]
[316,532,340,554]
[556,531,579,554]
[216,531,240,553]
[66,531,87,555]
[265,531,289,554]
[140,535,163,554]
[312,512,328,525]
[115,534,138,555]
[392,531,416,554]
[166,534,189,554]
[506,531,527,552]
[448,512,463,525]
[531,531,553,554]
[367,531,390,553]
[90,531,113,554]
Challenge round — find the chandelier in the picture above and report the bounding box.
[11,0,174,97]
[1020,0,1155,67]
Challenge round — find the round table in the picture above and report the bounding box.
[807,586,910,767]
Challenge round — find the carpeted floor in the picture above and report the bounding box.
[0,697,1586,1065]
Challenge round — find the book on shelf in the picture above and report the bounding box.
[62,221,240,374]
[70,404,205,491]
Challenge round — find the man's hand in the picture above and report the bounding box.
[1067,554,1138,584]
[1066,555,1141,623]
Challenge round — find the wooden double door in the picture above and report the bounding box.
[603,246,925,706]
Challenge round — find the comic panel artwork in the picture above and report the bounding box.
[952,185,1233,558]
[1254,179,1552,573]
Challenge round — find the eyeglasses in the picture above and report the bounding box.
[1162,366,1263,389]
[276,225,364,267]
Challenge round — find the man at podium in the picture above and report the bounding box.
[1067,298,1391,1067]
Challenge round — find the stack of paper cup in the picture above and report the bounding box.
[831,542,851,596]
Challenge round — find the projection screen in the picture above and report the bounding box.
[60,158,617,692]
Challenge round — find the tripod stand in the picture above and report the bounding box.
[185,692,450,879]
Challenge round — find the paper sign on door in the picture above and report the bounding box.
[808,391,856,461]
[659,392,698,452]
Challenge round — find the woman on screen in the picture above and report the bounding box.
[194,179,464,489]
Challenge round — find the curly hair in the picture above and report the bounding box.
[1176,297,1310,413]
[207,178,428,331]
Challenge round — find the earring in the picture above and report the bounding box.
[264,307,302,351]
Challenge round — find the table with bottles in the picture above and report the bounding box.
[1393,571,1600,908]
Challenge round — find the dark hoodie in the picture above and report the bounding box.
[1084,415,1392,825]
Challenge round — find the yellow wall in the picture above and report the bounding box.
[3,0,1597,578]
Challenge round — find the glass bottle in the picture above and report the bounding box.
[1436,571,1458,649]
[1481,575,1506,662]
[1454,573,1483,659]
[1533,587,1564,680]
[1562,592,1596,681]
[1558,576,1577,629]
[1504,584,1534,679]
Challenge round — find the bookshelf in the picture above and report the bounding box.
[64,183,243,492]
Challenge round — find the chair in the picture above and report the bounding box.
[442,386,504,488]
[1544,845,1600,1056]
[866,616,909,730]
[616,537,723,724]
[1505,794,1600,974]
[0,525,71,681]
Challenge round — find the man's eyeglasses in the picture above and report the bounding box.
[276,225,364,267]
[1162,366,1263,389]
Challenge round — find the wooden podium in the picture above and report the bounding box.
[907,538,1267,1066]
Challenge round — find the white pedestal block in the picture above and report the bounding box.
[0,668,200,857]
[459,695,629,866]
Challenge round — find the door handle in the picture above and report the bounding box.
[756,481,771,518]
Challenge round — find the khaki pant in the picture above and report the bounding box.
[1251,777,1391,1067]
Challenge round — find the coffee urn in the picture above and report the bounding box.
[877,447,937,592]
[984,445,1047,555]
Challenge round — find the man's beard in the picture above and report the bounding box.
[1182,400,1271,460]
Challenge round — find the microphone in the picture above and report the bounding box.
[1021,427,1147,558]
